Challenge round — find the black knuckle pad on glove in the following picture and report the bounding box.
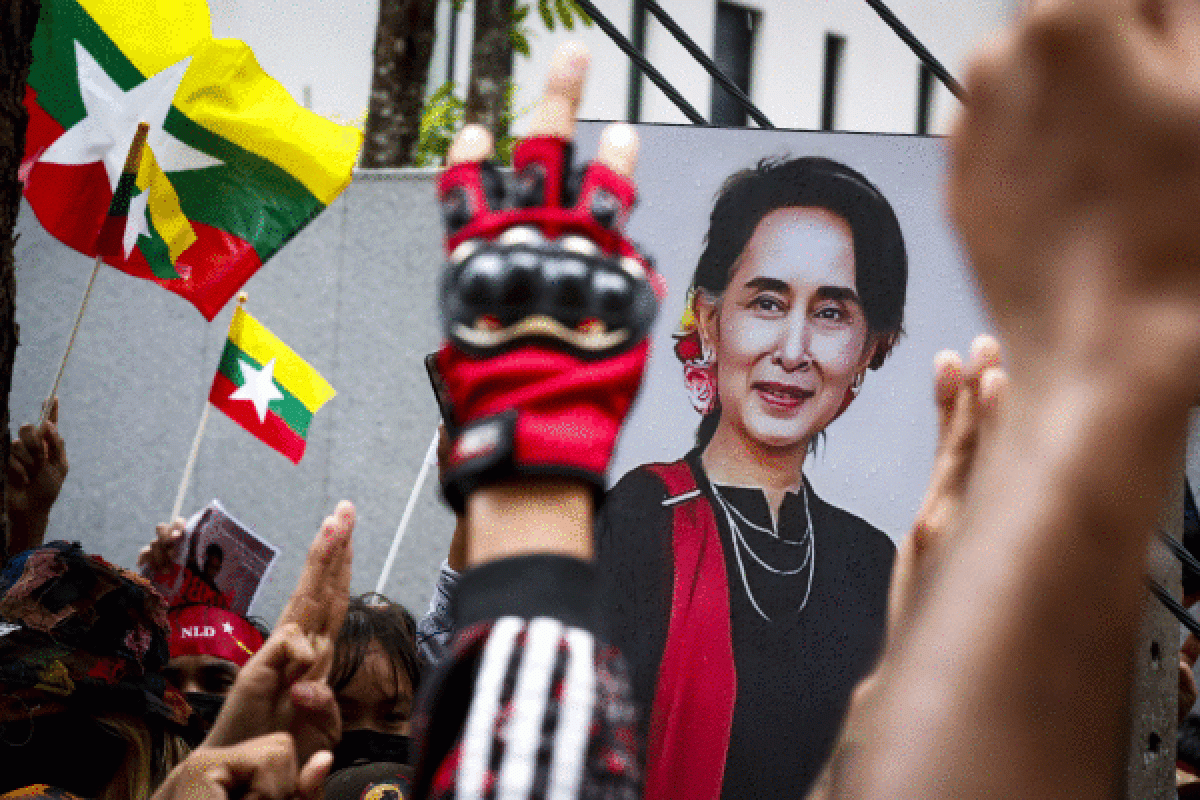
[436,137,656,362]
[442,240,655,362]
[514,165,546,208]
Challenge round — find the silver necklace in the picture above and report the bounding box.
[711,482,816,622]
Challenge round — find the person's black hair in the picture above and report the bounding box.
[692,156,909,448]
[330,593,421,703]
[693,156,907,346]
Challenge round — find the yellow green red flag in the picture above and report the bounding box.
[209,307,336,464]
[23,0,362,320]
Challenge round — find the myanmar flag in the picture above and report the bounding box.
[210,306,335,464]
[22,0,362,320]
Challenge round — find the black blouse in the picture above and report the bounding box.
[595,449,895,799]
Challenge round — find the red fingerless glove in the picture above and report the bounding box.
[433,136,662,510]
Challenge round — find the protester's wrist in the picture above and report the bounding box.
[994,235,1200,412]
[975,380,1187,550]
[465,478,594,568]
[6,510,50,558]
[453,554,602,632]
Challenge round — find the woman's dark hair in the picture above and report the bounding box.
[694,156,908,355]
[330,593,421,702]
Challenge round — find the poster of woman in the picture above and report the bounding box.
[576,121,989,799]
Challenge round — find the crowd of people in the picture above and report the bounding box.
[5,0,1200,797]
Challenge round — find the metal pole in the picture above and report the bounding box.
[625,0,647,123]
[862,0,965,102]
[573,0,708,126]
[642,0,773,128]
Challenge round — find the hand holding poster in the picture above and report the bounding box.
[142,499,277,615]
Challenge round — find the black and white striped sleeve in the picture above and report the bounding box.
[410,555,642,800]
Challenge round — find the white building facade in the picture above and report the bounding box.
[494,0,1018,135]
[211,0,1017,138]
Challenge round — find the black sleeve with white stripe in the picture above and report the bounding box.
[411,555,643,800]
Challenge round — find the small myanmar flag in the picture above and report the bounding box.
[23,0,361,320]
[210,307,335,464]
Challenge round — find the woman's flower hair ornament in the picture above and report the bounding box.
[673,288,718,416]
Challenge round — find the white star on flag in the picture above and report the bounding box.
[230,358,284,423]
[38,41,222,256]
[222,621,234,634]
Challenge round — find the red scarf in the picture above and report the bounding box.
[643,461,736,800]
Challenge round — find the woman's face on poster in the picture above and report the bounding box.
[698,207,875,451]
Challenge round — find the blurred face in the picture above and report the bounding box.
[163,653,239,695]
[335,640,414,736]
[698,207,874,452]
[204,550,223,580]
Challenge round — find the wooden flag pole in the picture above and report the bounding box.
[376,428,441,595]
[169,292,247,522]
[171,402,211,523]
[43,122,151,423]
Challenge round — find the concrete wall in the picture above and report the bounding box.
[14,171,453,622]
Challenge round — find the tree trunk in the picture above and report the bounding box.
[0,0,38,563]
[361,0,439,168]
[465,0,514,144]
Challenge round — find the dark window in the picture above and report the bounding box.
[711,2,759,127]
[446,2,460,85]
[915,62,936,135]
[821,32,846,131]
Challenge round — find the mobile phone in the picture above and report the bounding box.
[425,352,458,436]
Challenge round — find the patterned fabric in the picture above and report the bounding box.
[415,561,460,669]
[412,618,641,800]
[0,541,193,728]
[1,785,88,800]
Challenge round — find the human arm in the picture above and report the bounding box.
[136,517,187,581]
[409,42,650,800]
[815,1,1200,798]
[5,396,68,561]
[883,335,1004,639]
[202,501,354,764]
[415,427,470,669]
[151,733,332,800]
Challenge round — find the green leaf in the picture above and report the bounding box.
[511,27,531,57]
[537,0,555,29]
[554,0,575,30]
[415,81,465,167]
[512,4,529,23]
[567,0,592,26]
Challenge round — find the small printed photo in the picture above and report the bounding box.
[142,499,278,615]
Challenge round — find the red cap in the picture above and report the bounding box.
[167,605,265,667]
